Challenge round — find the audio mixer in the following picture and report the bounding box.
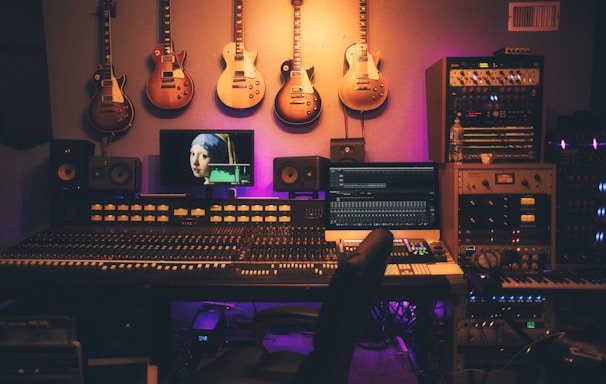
[0,197,464,295]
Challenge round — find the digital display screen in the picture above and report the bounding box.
[325,162,439,230]
[160,129,254,186]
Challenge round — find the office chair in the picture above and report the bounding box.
[180,227,394,384]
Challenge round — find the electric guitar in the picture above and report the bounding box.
[338,0,388,112]
[217,0,265,109]
[88,0,134,134]
[146,0,194,109]
[274,0,321,125]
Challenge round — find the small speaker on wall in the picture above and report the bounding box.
[49,139,95,193]
[88,157,142,192]
[273,156,329,197]
[330,138,365,163]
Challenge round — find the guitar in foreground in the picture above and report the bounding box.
[88,0,134,134]
[274,0,321,125]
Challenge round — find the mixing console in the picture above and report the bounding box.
[0,197,464,294]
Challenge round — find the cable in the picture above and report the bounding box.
[441,331,566,379]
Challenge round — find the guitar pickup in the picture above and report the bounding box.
[161,55,175,64]
[162,71,174,78]
[290,86,303,93]
[355,86,371,90]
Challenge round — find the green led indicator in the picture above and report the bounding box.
[479,62,489,68]
[526,321,536,329]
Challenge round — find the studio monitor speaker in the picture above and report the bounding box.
[330,138,365,163]
[49,139,95,193]
[88,156,142,192]
[273,156,329,192]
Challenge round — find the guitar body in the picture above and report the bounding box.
[146,43,194,109]
[88,67,135,133]
[338,43,388,112]
[274,59,322,125]
[217,42,266,109]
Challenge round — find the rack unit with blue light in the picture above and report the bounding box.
[545,111,606,266]
[454,291,555,380]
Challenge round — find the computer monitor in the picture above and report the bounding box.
[325,162,439,241]
[160,129,254,187]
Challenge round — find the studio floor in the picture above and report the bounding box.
[263,331,419,384]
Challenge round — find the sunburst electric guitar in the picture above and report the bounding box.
[146,0,194,109]
[274,0,321,125]
[88,0,134,133]
[217,0,265,109]
[338,0,388,112]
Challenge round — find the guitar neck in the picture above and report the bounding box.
[358,0,369,60]
[292,2,302,73]
[101,4,114,80]
[234,0,244,58]
[161,0,174,55]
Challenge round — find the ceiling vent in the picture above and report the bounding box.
[509,2,560,31]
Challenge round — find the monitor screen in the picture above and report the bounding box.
[325,162,439,233]
[160,129,254,186]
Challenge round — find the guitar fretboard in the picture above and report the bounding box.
[101,4,113,81]
[358,0,369,62]
[162,0,173,55]
[292,2,302,74]
[234,0,244,58]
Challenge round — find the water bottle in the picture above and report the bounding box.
[448,118,464,164]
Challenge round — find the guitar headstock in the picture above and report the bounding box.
[292,0,303,6]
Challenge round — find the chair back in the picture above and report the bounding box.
[293,228,393,384]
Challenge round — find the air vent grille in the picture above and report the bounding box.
[509,2,560,31]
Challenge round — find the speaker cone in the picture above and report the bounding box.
[110,164,131,185]
[57,163,77,181]
[280,165,299,184]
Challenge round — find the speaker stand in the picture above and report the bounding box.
[288,191,319,199]
[205,187,213,199]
